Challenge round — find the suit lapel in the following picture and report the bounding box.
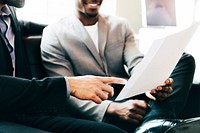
[9,7,21,48]
[98,15,108,59]
[0,33,13,75]
[98,15,109,74]
[0,26,9,45]
[9,7,29,78]
[71,15,104,69]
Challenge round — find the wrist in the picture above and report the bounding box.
[106,102,118,116]
[64,76,71,98]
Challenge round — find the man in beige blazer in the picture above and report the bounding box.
[41,0,197,132]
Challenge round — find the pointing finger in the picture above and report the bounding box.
[97,77,127,85]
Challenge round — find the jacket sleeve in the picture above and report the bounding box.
[0,75,67,114]
[123,18,144,75]
[41,25,75,76]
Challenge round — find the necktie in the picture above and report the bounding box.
[0,15,13,53]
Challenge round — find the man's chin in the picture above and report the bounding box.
[85,13,98,18]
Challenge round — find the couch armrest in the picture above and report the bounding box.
[180,83,200,118]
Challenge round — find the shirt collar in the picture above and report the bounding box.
[0,4,11,16]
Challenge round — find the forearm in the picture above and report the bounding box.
[0,75,67,112]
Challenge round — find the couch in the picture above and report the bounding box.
[23,35,47,79]
[23,35,200,124]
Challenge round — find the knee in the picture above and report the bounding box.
[180,53,195,71]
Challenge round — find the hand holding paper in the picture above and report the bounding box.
[116,22,200,101]
[146,78,173,101]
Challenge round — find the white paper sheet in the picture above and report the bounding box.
[116,22,200,101]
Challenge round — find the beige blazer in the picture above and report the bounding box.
[41,14,144,121]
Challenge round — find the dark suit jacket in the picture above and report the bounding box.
[0,6,67,116]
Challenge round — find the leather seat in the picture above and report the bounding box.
[135,117,200,133]
[23,35,46,79]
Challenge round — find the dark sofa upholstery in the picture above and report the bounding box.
[23,35,200,119]
[23,35,47,79]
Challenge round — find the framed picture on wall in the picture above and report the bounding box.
[142,0,177,26]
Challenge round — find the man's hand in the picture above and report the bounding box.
[107,100,149,124]
[146,78,173,101]
[67,76,127,104]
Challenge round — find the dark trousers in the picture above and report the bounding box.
[0,121,49,133]
[145,53,195,120]
[106,53,195,132]
[2,114,127,133]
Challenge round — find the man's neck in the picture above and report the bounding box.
[80,18,98,26]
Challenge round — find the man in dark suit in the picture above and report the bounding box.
[0,0,128,132]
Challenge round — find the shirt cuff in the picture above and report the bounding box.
[64,76,70,99]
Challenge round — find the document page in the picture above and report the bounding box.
[116,23,199,101]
